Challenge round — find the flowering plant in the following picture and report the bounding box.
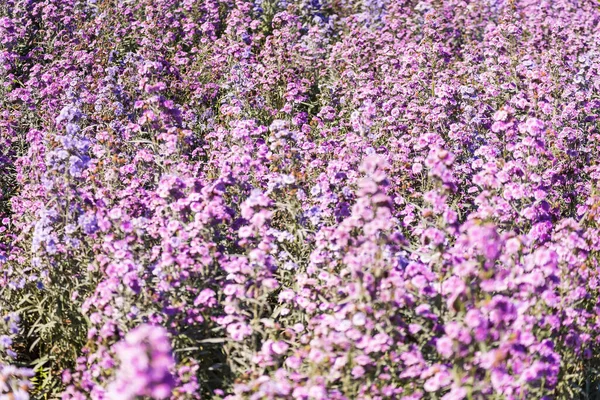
[2,0,600,399]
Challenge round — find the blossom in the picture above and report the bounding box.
[106,325,175,400]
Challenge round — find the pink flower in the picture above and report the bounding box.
[436,337,454,359]
[271,341,289,355]
[352,366,365,378]
[285,356,302,369]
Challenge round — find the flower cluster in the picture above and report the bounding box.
[106,324,175,400]
[2,0,600,399]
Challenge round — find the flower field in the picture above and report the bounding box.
[2,0,600,398]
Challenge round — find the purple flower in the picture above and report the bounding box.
[436,337,453,359]
[107,325,175,400]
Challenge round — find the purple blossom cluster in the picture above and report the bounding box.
[2,0,600,399]
[105,324,176,400]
